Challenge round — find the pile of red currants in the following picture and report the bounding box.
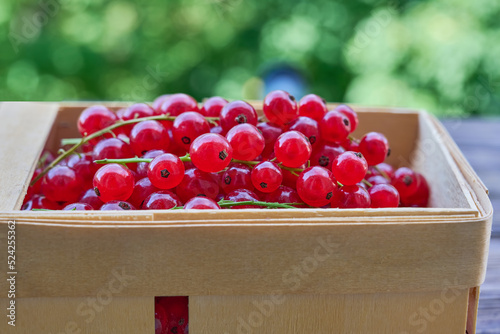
[23,91,429,211]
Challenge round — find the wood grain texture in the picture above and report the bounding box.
[190,290,469,334]
[0,102,59,210]
[0,296,152,333]
[0,218,490,298]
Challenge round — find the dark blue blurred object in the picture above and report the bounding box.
[262,64,306,99]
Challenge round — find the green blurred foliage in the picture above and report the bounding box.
[1,0,499,116]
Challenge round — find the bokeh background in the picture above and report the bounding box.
[1,0,500,116]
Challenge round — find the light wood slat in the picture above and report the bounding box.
[190,289,469,334]
[0,213,480,227]
[0,207,478,222]
[0,102,59,210]
[0,296,152,333]
[0,218,490,298]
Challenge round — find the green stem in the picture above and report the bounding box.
[61,138,83,146]
[362,179,373,187]
[348,135,359,143]
[374,165,390,181]
[31,114,211,186]
[217,199,302,209]
[94,154,191,165]
[231,159,260,166]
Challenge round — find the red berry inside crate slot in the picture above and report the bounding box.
[155,296,188,334]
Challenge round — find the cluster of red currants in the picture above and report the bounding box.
[23,91,429,211]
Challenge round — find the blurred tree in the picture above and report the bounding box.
[0,0,499,116]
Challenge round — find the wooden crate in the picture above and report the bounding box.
[0,102,493,334]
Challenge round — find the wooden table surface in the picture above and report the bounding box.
[442,119,500,334]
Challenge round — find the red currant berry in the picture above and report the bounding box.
[119,103,155,134]
[219,100,258,132]
[288,116,319,146]
[26,168,43,200]
[263,90,298,126]
[92,138,134,161]
[226,123,265,161]
[77,105,117,144]
[274,131,312,168]
[93,164,135,203]
[369,184,400,208]
[116,108,126,119]
[256,122,282,159]
[136,150,166,179]
[63,202,93,210]
[38,150,56,168]
[220,163,254,194]
[210,125,225,135]
[331,185,371,208]
[172,111,210,151]
[366,175,389,186]
[184,197,221,209]
[281,163,305,189]
[175,168,220,203]
[391,167,420,199]
[296,166,336,207]
[200,96,228,117]
[401,173,430,207]
[147,153,185,189]
[224,188,261,209]
[130,120,170,156]
[251,161,283,193]
[334,105,358,133]
[366,162,394,179]
[66,154,99,189]
[310,143,345,170]
[331,151,368,186]
[344,139,360,152]
[42,165,83,203]
[79,188,104,209]
[155,302,168,334]
[298,94,327,123]
[158,296,189,334]
[189,133,233,173]
[128,177,160,209]
[22,194,61,210]
[358,132,390,166]
[264,185,303,207]
[142,190,181,210]
[100,200,136,210]
[319,110,351,143]
[156,93,199,116]
[152,94,172,111]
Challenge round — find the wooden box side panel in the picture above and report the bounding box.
[190,289,469,334]
[0,102,60,210]
[0,219,490,298]
[0,296,152,333]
